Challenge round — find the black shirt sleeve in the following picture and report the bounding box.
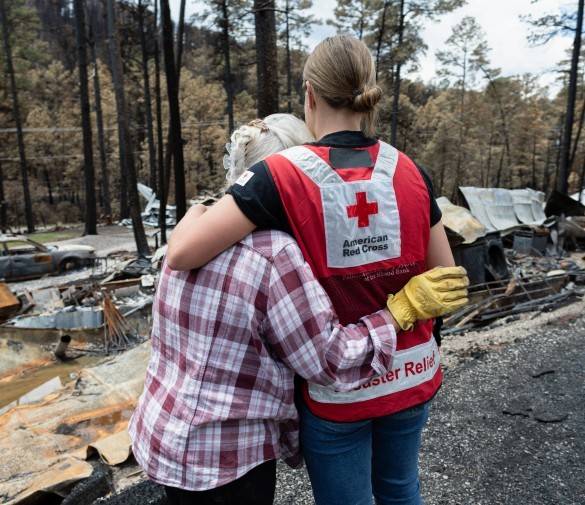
[226,161,292,234]
[415,164,442,227]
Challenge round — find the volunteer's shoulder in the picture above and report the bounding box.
[225,159,290,232]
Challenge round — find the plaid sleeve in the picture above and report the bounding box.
[262,243,397,392]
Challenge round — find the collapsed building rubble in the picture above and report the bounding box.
[0,343,150,504]
[0,249,160,503]
[440,186,585,333]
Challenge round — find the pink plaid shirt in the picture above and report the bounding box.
[129,230,396,491]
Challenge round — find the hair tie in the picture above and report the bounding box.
[352,89,363,97]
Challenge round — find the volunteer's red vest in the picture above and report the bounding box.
[264,140,442,422]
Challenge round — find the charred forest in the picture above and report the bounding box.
[0,0,583,242]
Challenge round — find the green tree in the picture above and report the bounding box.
[436,16,486,195]
[328,0,380,40]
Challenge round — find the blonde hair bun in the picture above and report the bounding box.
[303,34,381,135]
[352,85,383,113]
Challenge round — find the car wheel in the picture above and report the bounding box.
[60,258,80,273]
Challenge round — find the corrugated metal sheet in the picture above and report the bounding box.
[10,307,103,329]
[510,189,547,225]
[460,187,546,232]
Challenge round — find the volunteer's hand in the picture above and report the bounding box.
[386,266,469,331]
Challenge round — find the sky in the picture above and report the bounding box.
[170,0,573,93]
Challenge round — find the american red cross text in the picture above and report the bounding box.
[346,192,379,228]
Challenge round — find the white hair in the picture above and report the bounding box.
[223,113,315,186]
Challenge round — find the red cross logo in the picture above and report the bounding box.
[346,192,379,228]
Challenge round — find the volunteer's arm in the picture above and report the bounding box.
[262,242,399,392]
[415,164,455,269]
[427,222,456,268]
[167,195,256,270]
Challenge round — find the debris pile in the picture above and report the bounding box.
[0,249,158,353]
[441,185,585,333]
[119,183,222,229]
[0,343,151,504]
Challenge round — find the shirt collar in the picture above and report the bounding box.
[308,130,377,148]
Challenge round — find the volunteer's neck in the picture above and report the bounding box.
[313,108,363,141]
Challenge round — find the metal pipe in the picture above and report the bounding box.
[55,334,71,360]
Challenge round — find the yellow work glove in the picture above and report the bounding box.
[387,266,469,331]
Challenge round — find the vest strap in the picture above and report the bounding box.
[278,141,399,187]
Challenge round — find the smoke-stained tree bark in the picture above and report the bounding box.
[153,0,167,243]
[0,0,34,233]
[374,1,389,82]
[221,0,235,132]
[219,0,235,133]
[175,0,186,82]
[389,0,405,145]
[73,0,97,235]
[254,0,279,116]
[106,0,149,256]
[0,161,7,232]
[89,22,112,219]
[160,0,186,220]
[138,0,157,193]
[558,0,584,194]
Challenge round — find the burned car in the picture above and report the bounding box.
[0,236,96,281]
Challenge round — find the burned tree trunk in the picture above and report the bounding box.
[106,0,149,256]
[138,0,157,193]
[160,0,186,221]
[0,0,34,233]
[374,1,389,82]
[0,161,6,233]
[175,0,186,83]
[254,0,279,117]
[154,0,166,243]
[89,23,112,219]
[390,0,405,146]
[285,0,291,113]
[558,0,584,194]
[73,0,97,235]
[220,0,234,133]
[105,1,127,220]
[44,168,54,205]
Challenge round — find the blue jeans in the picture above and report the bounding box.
[300,402,429,505]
